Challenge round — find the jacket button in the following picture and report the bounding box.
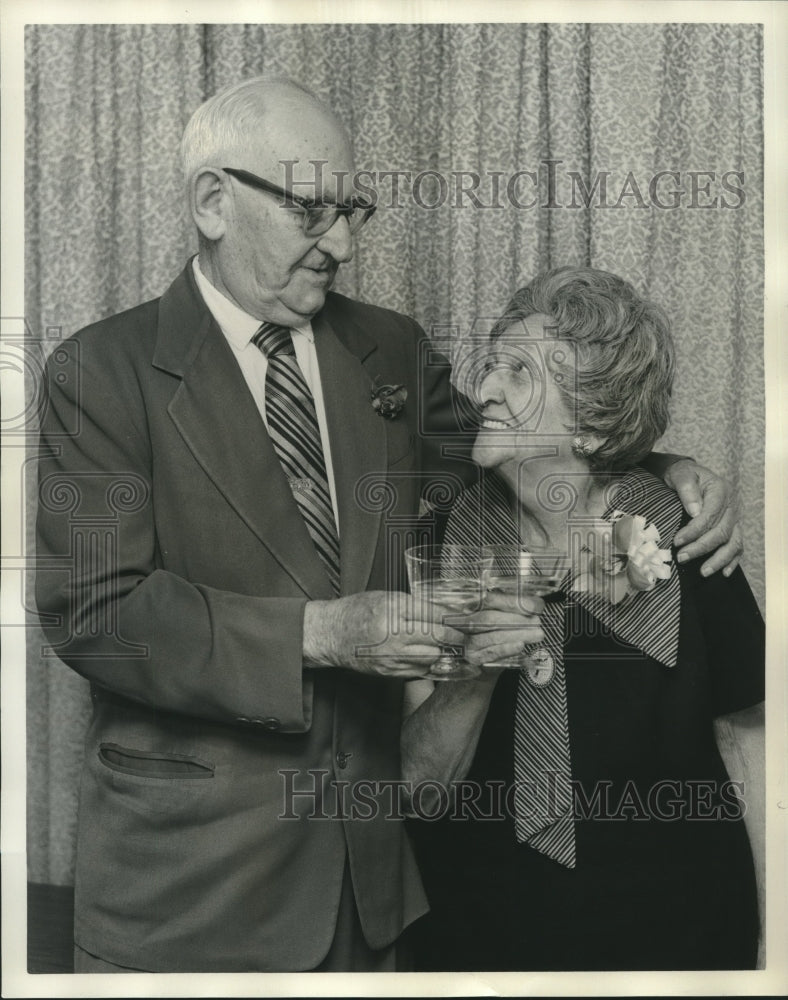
[235,716,250,724]
[336,751,352,769]
[258,717,281,731]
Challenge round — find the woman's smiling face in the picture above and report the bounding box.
[471,313,580,478]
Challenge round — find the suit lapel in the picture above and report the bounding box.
[313,307,386,596]
[153,264,334,600]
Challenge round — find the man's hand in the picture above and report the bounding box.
[664,459,743,577]
[303,591,466,678]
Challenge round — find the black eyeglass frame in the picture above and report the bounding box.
[221,166,376,235]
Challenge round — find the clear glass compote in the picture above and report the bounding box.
[404,543,494,681]
[482,543,572,671]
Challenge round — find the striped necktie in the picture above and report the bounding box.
[253,323,341,595]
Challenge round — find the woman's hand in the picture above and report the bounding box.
[664,459,743,576]
[449,592,545,668]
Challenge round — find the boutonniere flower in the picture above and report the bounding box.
[370,376,407,419]
[573,512,673,605]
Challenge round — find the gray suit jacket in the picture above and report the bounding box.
[35,262,470,971]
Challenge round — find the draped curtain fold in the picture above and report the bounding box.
[24,22,763,884]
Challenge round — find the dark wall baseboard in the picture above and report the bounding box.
[27,882,74,974]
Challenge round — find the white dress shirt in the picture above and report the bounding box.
[192,257,340,532]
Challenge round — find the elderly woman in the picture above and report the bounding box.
[403,267,764,971]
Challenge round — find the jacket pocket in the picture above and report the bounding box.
[98,742,214,779]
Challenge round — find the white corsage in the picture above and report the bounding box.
[573,512,673,605]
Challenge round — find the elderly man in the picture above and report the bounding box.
[35,76,741,974]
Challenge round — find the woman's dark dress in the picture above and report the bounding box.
[408,473,764,972]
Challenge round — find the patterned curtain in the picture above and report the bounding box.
[25,22,763,884]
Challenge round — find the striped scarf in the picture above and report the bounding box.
[444,466,684,867]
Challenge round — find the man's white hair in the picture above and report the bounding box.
[179,75,328,184]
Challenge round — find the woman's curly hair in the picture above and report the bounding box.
[491,266,675,472]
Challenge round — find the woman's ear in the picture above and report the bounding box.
[572,434,607,458]
[585,434,607,455]
[190,167,227,242]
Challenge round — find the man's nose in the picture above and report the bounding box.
[316,215,353,262]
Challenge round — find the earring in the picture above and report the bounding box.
[572,436,595,458]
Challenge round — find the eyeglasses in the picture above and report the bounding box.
[221,167,376,237]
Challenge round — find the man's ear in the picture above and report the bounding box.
[190,167,227,242]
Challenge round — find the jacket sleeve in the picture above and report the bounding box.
[35,334,313,733]
[639,451,692,480]
[414,330,478,497]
